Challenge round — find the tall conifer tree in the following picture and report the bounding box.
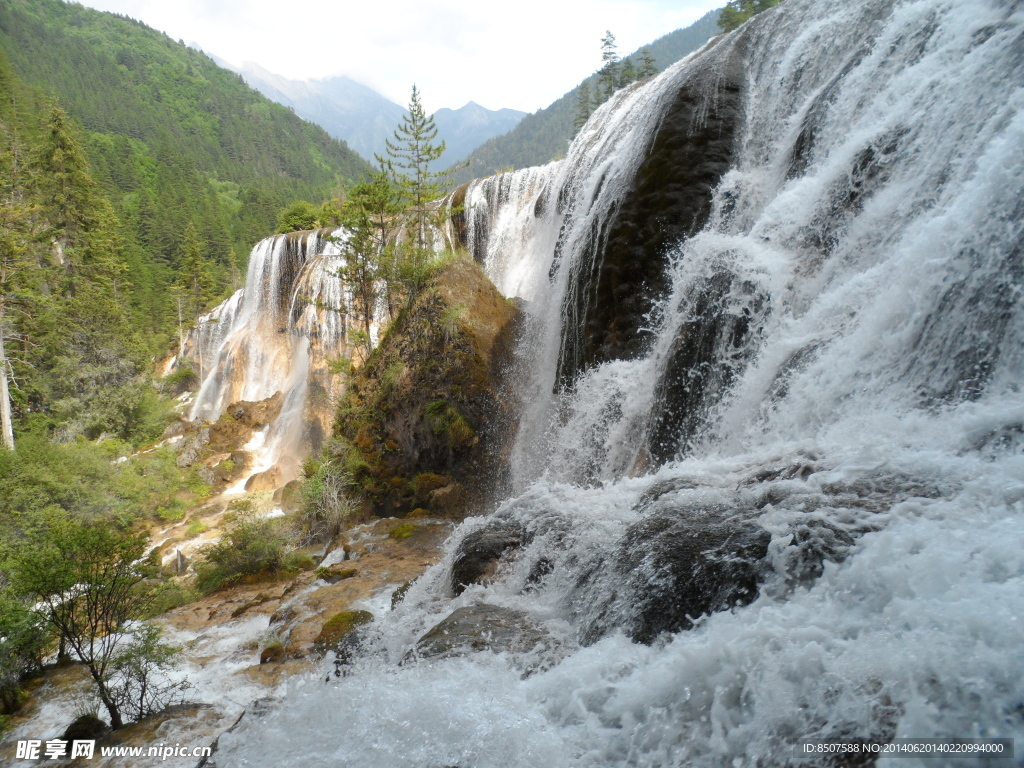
[573,82,593,136]
[598,31,621,101]
[381,85,456,301]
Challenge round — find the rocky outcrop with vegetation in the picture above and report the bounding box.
[329,257,521,520]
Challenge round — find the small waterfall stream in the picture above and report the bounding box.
[213,0,1024,764]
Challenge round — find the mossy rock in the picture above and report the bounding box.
[328,259,522,520]
[314,610,374,652]
[389,523,417,541]
[260,644,285,664]
[415,473,449,493]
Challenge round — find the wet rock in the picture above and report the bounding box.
[577,503,770,645]
[206,392,284,454]
[245,465,282,492]
[429,482,468,516]
[273,479,303,513]
[646,272,769,460]
[62,713,111,742]
[225,392,283,428]
[197,452,239,486]
[313,610,374,655]
[450,521,526,595]
[259,644,285,664]
[413,604,552,660]
[176,427,210,468]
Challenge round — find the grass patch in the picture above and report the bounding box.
[185,518,207,536]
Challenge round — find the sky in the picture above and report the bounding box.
[78,0,722,113]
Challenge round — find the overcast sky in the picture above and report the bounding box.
[78,0,721,113]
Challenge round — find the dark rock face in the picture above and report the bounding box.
[450,521,526,595]
[601,505,771,644]
[413,604,552,660]
[557,33,749,387]
[569,462,920,645]
[62,713,111,742]
[647,272,769,461]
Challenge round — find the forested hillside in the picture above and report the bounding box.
[452,10,721,183]
[0,0,369,337]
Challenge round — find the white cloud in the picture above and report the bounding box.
[78,0,721,112]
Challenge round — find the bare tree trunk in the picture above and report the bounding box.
[0,325,15,451]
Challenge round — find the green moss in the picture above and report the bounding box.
[157,502,187,522]
[424,400,475,448]
[389,523,416,541]
[314,610,374,651]
[186,518,207,536]
[415,473,449,494]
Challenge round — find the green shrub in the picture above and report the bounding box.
[193,513,302,594]
[275,200,320,233]
[161,367,199,396]
[185,518,207,536]
[298,460,356,544]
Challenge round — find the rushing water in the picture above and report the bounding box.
[214,0,1024,765]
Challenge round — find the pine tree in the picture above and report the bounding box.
[638,48,658,78]
[0,120,40,450]
[719,0,781,32]
[573,82,593,136]
[619,58,637,88]
[176,222,214,322]
[598,31,621,101]
[0,196,38,450]
[382,85,456,301]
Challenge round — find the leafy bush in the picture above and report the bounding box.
[162,367,200,395]
[275,200,320,233]
[298,459,356,544]
[193,513,303,594]
[0,593,48,717]
[108,624,191,722]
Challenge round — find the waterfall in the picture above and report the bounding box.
[183,228,353,483]
[213,0,1024,764]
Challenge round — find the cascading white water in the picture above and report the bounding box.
[213,0,1024,765]
[184,229,355,483]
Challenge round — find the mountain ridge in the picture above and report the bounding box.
[216,58,526,165]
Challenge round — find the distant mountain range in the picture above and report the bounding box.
[208,57,526,166]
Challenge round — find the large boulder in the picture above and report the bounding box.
[449,521,526,595]
[176,426,210,468]
[566,499,770,645]
[313,610,374,657]
[332,258,522,519]
[413,604,553,660]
